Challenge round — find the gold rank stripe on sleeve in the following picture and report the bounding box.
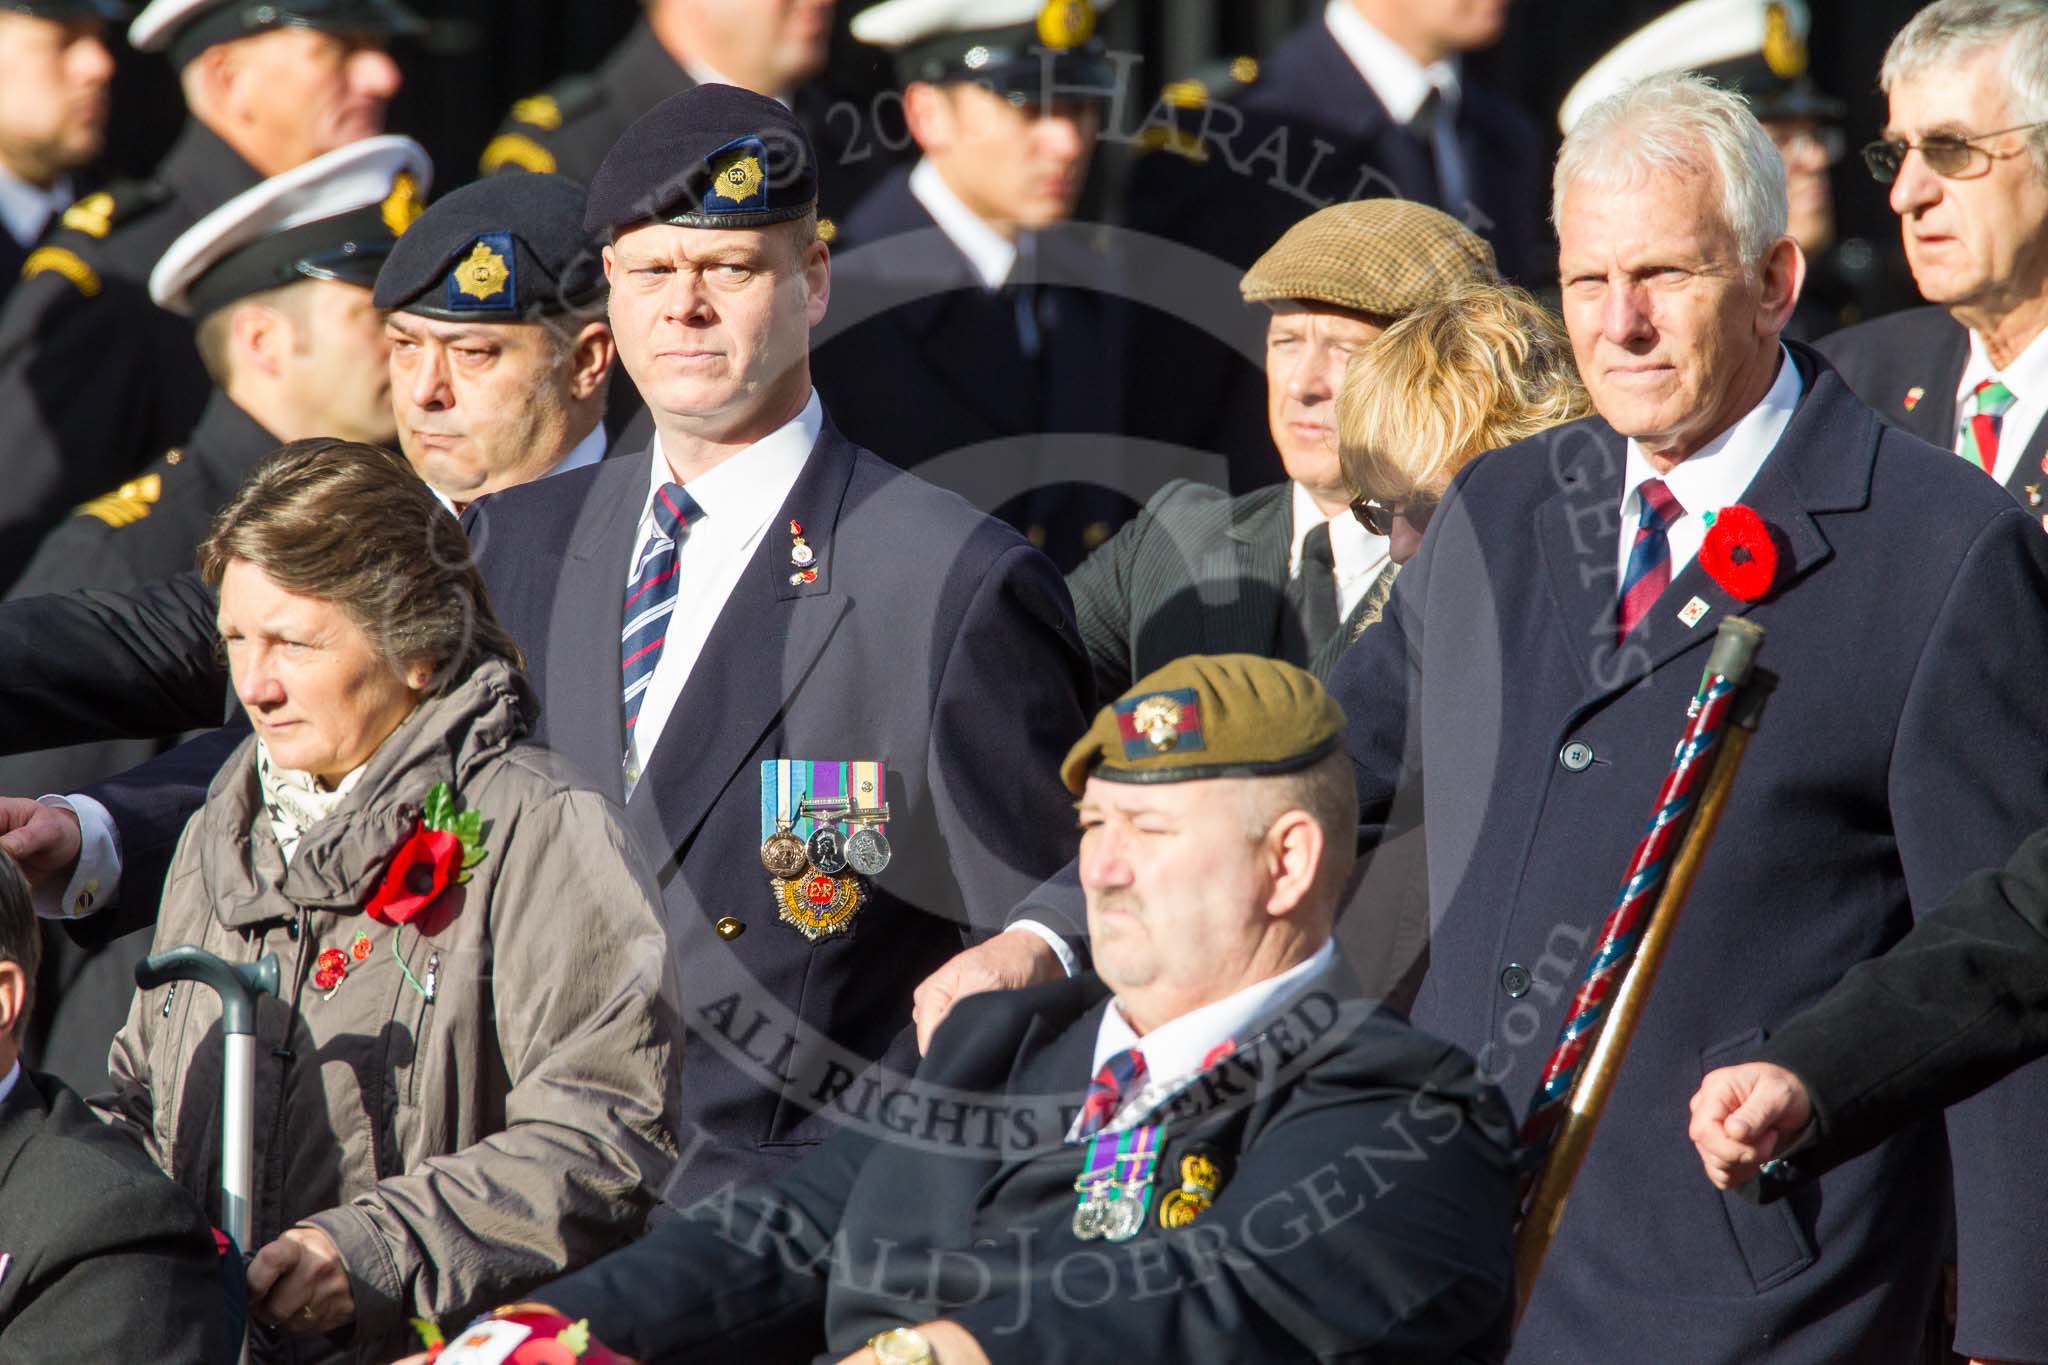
[510,93,564,130]
[479,133,558,175]
[59,191,115,238]
[77,471,163,528]
[21,246,100,294]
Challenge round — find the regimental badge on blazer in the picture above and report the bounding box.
[759,759,890,940]
[1158,1144,1230,1229]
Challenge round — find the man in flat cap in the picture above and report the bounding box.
[459,81,1090,1206]
[0,0,418,595]
[396,655,1517,1365]
[1818,0,2048,519]
[808,0,1134,572]
[376,171,617,512]
[0,1,120,308]
[2,134,426,1092]
[482,0,891,228]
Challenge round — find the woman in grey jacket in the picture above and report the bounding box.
[98,440,678,1364]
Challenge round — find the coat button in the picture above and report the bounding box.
[1559,741,1595,772]
[714,917,744,940]
[1500,964,1532,998]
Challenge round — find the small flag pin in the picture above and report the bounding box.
[1677,596,1711,628]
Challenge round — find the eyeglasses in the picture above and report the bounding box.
[1861,121,2048,184]
[1349,497,1437,538]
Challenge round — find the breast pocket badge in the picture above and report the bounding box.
[759,759,890,940]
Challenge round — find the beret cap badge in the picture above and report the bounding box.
[710,149,768,208]
[1131,695,1189,753]
[449,234,514,308]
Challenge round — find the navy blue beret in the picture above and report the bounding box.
[372,172,604,323]
[582,83,819,241]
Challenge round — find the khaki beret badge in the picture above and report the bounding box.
[1120,689,1203,757]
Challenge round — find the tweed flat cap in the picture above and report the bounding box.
[584,84,817,240]
[1061,654,1347,793]
[1240,199,1499,319]
[374,172,603,322]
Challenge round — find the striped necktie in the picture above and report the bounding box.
[1075,1046,1147,1139]
[1617,478,1681,643]
[1960,379,2017,475]
[620,482,702,750]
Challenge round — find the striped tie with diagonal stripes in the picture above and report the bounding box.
[1617,477,1680,643]
[1960,378,2017,475]
[1075,1046,1147,1139]
[621,482,702,750]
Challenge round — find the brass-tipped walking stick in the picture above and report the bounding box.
[1512,618,1774,1325]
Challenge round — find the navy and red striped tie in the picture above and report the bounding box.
[620,482,702,749]
[1075,1046,1147,1139]
[1617,478,1680,643]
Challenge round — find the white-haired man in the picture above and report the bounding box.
[1328,71,2048,1362]
[1821,0,2048,515]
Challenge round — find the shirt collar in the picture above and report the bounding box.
[0,165,71,248]
[1091,939,1339,1086]
[683,60,793,108]
[0,1060,18,1108]
[1623,345,1802,521]
[1323,0,1461,124]
[1959,322,2048,410]
[645,388,823,541]
[909,157,1020,291]
[1288,480,1390,585]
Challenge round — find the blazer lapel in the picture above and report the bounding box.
[546,455,648,805]
[2007,416,2048,508]
[624,428,857,870]
[1205,489,1291,659]
[1898,322,1968,449]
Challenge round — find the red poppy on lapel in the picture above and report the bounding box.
[1904,386,1925,412]
[366,826,462,926]
[1700,505,1779,602]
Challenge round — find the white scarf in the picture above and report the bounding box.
[255,741,368,866]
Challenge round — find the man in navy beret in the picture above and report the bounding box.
[463,81,1092,1205]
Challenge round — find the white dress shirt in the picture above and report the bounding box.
[42,418,614,920]
[623,391,822,796]
[1074,940,1338,1138]
[1954,324,2048,488]
[1289,481,1392,622]
[908,157,1019,291]
[0,166,70,249]
[1323,0,1467,212]
[1615,347,1802,591]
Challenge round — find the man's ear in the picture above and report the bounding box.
[1757,236,1806,338]
[0,960,28,1049]
[802,238,831,329]
[1262,808,1324,920]
[902,81,953,155]
[569,321,615,400]
[601,242,617,284]
[231,302,289,379]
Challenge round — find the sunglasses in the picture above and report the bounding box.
[1862,120,2048,184]
[1349,497,1437,538]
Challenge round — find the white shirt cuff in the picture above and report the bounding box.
[31,793,121,920]
[1004,918,1078,978]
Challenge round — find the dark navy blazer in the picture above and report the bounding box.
[1331,344,2048,1362]
[538,959,1521,1365]
[467,420,1093,1204]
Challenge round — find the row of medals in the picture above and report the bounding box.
[760,800,893,880]
[1073,1178,1151,1242]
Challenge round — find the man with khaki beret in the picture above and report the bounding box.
[397,654,1518,1365]
[908,200,1496,1038]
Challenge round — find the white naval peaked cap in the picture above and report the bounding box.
[150,133,431,315]
[1557,0,1815,133]
[851,0,1118,50]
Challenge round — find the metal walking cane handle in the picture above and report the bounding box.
[135,948,281,1260]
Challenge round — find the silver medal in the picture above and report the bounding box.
[805,824,848,875]
[845,825,892,876]
[1104,1196,1145,1242]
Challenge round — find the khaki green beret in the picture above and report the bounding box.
[1061,654,1348,794]
[1240,198,1499,320]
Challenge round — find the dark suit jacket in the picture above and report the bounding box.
[0,1068,228,1361]
[538,959,1519,1365]
[1817,304,2048,509]
[1330,343,2048,1362]
[1749,819,2048,1192]
[0,122,260,595]
[1066,479,1394,700]
[811,167,1141,572]
[466,420,1091,1202]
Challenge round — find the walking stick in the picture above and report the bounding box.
[1512,617,1773,1325]
[136,946,281,1363]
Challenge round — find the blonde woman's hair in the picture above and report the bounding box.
[1337,283,1590,507]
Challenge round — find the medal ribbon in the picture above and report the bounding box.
[1072,1124,1163,1229]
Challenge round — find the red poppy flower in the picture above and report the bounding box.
[314,947,349,992]
[1700,505,1778,602]
[366,826,462,925]
[349,931,373,961]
